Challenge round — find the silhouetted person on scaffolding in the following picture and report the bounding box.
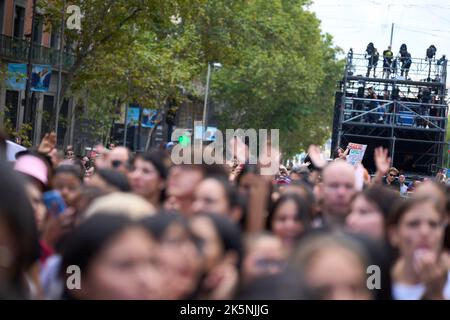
[399,44,412,79]
[366,86,380,123]
[412,88,431,128]
[353,84,365,121]
[382,46,394,79]
[365,43,379,77]
[425,45,437,82]
[416,87,431,128]
[429,94,440,128]
[347,48,354,75]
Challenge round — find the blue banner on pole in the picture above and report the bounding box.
[126,104,158,128]
[31,64,52,92]
[142,109,158,128]
[6,63,27,90]
[126,106,140,126]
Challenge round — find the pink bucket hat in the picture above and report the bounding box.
[14,154,49,186]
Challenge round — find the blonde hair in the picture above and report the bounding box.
[83,192,156,221]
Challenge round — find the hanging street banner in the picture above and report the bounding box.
[31,65,52,92]
[126,105,140,126]
[126,105,159,128]
[6,63,27,90]
[142,109,158,128]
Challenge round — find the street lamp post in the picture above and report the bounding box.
[202,63,212,131]
[202,62,222,134]
[24,0,37,139]
[55,0,66,135]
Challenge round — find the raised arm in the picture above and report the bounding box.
[373,147,390,184]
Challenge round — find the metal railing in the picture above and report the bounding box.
[0,34,75,70]
[347,53,447,84]
[342,97,448,131]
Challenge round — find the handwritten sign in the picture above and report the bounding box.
[346,143,367,166]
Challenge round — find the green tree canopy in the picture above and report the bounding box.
[39,0,342,154]
[211,0,344,157]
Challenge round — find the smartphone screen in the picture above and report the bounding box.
[43,190,66,217]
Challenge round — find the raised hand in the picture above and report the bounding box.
[413,250,447,300]
[38,132,57,154]
[374,147,391,175]
[308,145,327,169]
[41,208,75,250]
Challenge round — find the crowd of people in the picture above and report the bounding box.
[0,130,449,300]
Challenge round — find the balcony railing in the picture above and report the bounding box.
[0,34,75,70]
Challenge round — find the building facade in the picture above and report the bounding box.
[0,0,75,146]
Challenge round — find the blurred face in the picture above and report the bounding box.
[346,195,385,240]
[190,216,223,271]
[25,183,47,232]
[109,147,129,174]
[242,236,286,284]
[390,202,445,260]
[192,179,229,216]
[86,174,118,194]
[128,158,163,202]
[322,163,356,222]
[306,247,371,300]
[414,182,446,212]
[399,175,405,184]
[52,173,81,207]
[76,227,160,300]
[271,199,304,248]
[156,223,203,299]
[387,171,397,183]
[167,166,204,198]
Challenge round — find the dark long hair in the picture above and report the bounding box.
[267,193,313,233]
[60,213,137,299]
[132,150,168,203]
[0,161,40,298]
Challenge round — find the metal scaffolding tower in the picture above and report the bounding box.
[331,50,448,177]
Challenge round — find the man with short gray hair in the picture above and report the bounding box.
[319,160,357,227]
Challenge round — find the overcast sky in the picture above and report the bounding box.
[309,0,450,62]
